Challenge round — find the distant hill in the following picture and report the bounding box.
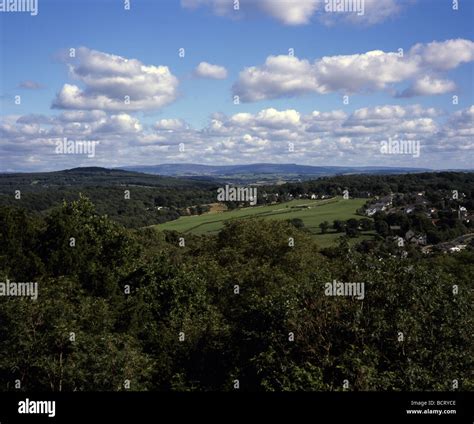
[0,166,216,189]
[118,163,432,180]
[0,167,218,228]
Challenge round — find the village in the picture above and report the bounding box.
[362,190,473,254]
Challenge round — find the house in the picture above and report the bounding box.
[449,245,466,253]
[449,244,467,253]
[311,194,317,200]
[365,202,387,216]
[365,195,393,216]
[373,195,392,205]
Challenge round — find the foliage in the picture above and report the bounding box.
[0,195,472,391]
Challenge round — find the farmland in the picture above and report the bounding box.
[154,197,373,247]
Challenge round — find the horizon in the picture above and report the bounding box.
[1,0,473,172]
[3,162,474,176]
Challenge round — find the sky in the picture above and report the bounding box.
[0,0,473,172]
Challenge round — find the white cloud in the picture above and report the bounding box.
[396,118,438,134]
[194,62,228,79]
[412,38,474,70]
[1,105,473,171]
[233,39,474,101]
[258,0,319,25]
[52,47,179,112]
[155,119,189,131]
[348,104,439,122]
[398,75,456,97]
[255,108,301,128]
[440,106,474,139]
[233,55,320,102]
[95,114,143,133]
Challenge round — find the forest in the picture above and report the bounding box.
[0,189,472,391]
[0,168,218,228]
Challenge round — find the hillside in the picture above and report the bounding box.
[0,167,217,228]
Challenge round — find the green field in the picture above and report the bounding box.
[154,197,374,247]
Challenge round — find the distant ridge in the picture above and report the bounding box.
[117,163,433,177]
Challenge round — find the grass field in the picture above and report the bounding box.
[153,197,374,247]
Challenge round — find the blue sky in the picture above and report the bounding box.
[0,0,473,171]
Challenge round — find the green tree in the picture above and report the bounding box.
[319,221,330,234]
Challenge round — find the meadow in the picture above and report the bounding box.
[154,197,373,247]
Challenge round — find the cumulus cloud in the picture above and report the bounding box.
[226,108,301,129]
[347,104,439,124]
[398,76,456,98]
[95,113,143,134]
[440,106,474,140]
[1,105,473,171]
[155,118,189,131]
[233,55,319,102]
[412,38,474,70]
[233,39,474,101]
[52,47,179,112]
[194,62,228,79]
